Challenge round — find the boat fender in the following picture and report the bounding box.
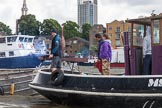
[0,86,4,95]
[49,70,64,86]
[18,43,22,48]
[30,44,34,49]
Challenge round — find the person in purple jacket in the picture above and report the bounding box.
[99,34,112,75]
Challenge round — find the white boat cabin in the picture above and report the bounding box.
[0,35,35,58]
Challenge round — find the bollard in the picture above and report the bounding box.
[0,86,4,95]
[10,82,15,95]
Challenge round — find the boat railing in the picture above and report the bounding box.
[62,57,88,73]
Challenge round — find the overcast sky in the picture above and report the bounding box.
[0,0,162,33]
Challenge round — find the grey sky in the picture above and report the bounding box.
[0,0,162,33]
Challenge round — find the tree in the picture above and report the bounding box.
[0,22,12,35]
[64,21,81,39]
[18,14,40,36]
[81,23,91,40]
[41,19,61,36]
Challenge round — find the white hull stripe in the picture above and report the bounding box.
[29,84,162,97]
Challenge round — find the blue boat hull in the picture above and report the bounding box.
[0,54,44,69]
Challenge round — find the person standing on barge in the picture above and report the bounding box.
[49,29,63,73]
[143,26,152,75]
[99,34,112,75]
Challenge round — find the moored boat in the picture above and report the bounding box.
[0,35,47,69]
[29,69,162,107]
[29,14,162,107]
[78,47,125,68]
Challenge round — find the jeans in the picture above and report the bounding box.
[143,55,152,75]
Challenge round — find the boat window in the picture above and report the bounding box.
[133,24,144,47]
[153,20,160,44]
[9,51,14,56]
[28,38,33,42]
[7,36,17,42]
[0,52,5,57]
[0,37,6,43]
[24,38,33,43]
[24,38,28,42]
[19,37,24,42]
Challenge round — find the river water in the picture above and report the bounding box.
[0,95,159,108]
[0,95,97,108]
[0,95,138,108]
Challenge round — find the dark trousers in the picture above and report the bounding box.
[143,55,152,75]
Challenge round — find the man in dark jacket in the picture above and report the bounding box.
[95,33,103,59]
[94,33,103,74]
[49,29,62,73]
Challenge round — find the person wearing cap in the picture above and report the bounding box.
[49,29,62,73]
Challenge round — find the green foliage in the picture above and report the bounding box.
[64,21,81,39]
[41,19,61,35]
[81,23,91,40]
[90,45,97,51]
[0,22,12,35]
[18,14,40,36]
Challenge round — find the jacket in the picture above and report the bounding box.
[97,39,103,58]
[99,41,112,62]
[143,27,152,57]
[51,34,62,57]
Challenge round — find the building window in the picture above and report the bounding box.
[116,40,121,47]
[128,27,131,32]
[109,33,112,37]
[116,33,120,39]
[109,27,112,30]
[0,52,5,57]
[116,27,120,32]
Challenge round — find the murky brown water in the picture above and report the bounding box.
[1,95,161,108]
[0,95,91,108]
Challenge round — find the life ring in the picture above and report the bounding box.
[18,44,22,48]
[49,70,64,86]
[30,44,34,49]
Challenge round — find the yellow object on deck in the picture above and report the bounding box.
[10,83,15,95]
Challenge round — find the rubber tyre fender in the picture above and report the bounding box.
[50,70,64,86]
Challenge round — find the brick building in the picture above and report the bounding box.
[65,37,89,56]
[89,24,105,51]
[106,20,131,48]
